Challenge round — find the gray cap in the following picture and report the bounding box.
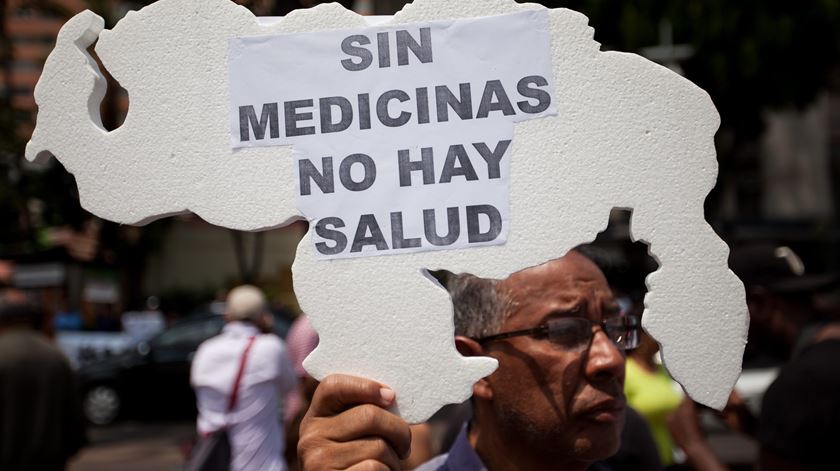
[225,285,267,322]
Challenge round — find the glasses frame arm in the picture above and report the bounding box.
[472,325,549,345]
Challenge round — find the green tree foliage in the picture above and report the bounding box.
[545,0,840,220]
[556,0,840,135]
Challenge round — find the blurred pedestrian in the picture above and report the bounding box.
[282,314,319,470]
[624,315,684,466]
[730,244,840,470]
[190,285,297,471]
[0,288,87,471]
[283,313,319,428]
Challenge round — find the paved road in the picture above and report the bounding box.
[69,421,195,471]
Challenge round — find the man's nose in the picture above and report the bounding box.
[585,329,625,382]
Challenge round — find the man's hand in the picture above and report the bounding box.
[298,374,412,471]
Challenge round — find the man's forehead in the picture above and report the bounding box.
[502,252,609,290]
[497,253,613,314]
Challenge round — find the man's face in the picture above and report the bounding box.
[484,251,626,462]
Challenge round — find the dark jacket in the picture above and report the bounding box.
[0,328,87,471]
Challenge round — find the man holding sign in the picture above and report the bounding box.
[297,249,638,471]
[25,0,747,467]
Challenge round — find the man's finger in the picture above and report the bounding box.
[308,374,395,417]
[319,404,411,459]
[330,438,402,471]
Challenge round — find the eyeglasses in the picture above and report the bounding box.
[473,315,640,352]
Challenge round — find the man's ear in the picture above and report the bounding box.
[455,335,493,400]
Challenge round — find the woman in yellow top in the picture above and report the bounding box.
[624,327,683,466]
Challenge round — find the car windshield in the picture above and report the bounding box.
[152,316,225,349]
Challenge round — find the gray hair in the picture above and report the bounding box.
[431,270,513,338]
[431,247,598,338]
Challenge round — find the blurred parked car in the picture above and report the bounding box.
[79,306,293,425]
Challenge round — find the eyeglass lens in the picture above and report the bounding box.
[545,316,639,351]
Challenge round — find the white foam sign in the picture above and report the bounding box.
[228,11,556,259]
[26,0,748,423]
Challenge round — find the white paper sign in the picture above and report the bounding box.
[228,11,556,259]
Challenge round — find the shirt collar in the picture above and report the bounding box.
[441,423,487,471]
[222,321,260,337]
[439,422,615,471]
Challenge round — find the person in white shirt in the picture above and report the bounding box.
[191,285,297,471]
